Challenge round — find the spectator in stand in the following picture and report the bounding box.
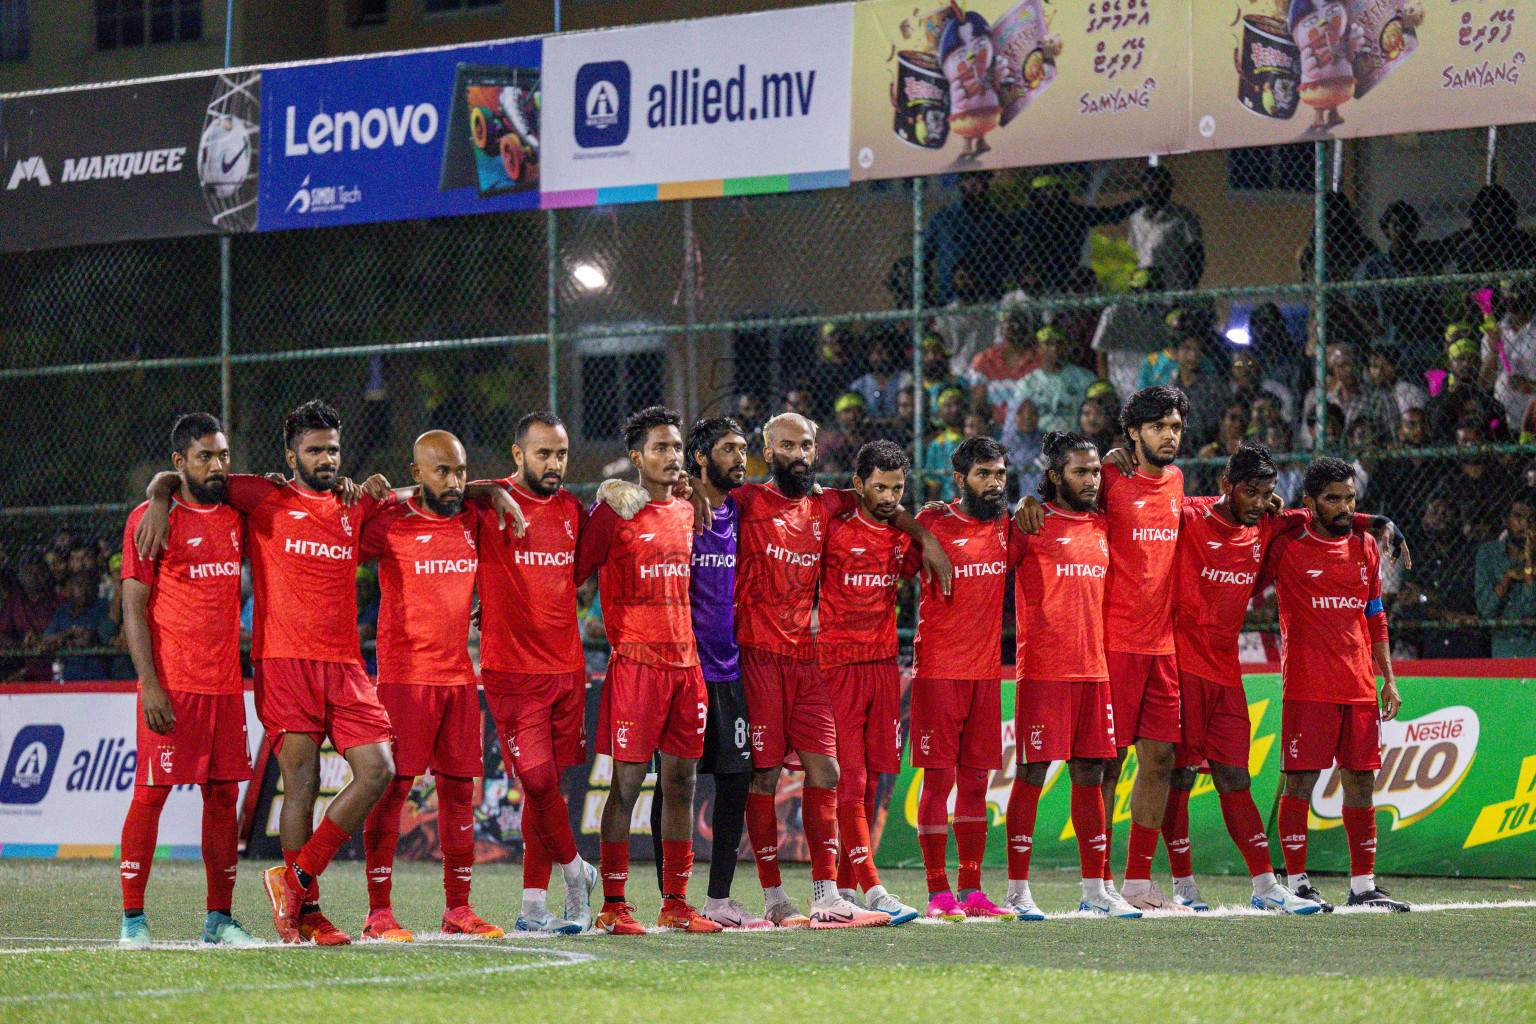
[1363,407,1433,528]
[932,258,1001,376]
[1263,421,1304,507]
[1324,402,1346,448]
[918,333,970,427]
[1247,302,1302,395]
[41,570,111,681]
[1172,332,1230,450]
[1002,397,1044,498]
[1482,280,1536,439]
[1091,266,1168,401]
[1230,348,1296,423]
[1078,395,1118,455]
[1250,390,1284,439]
[735,392,766,447]
[1344,418,1392,504]
[1456,184,1536,276]
[1476,491,1536,658]
[1196,398,1253,493]
[923,388,969,500]
[1128,165,1204,290]
[968,305,1039,418]
[848,331,914,423]
[2,554,57,681]
[810,322,866,419]
[1011,325,1097,433]
[1429,328,1508,441]
[1013,174,1140,292]
[1366,345,1429,419]
[1300,340,1400,448]
[1353,200,1460,373]
[1297,191,1379,284]
[1445,415,1514,513]
[890,386,917,457]
[925,170,1015,305]
[781,388,812,418]
[820,392,875,476]
[1398,494,1488,659]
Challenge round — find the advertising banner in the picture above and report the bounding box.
[878,671,1536,877]
[1189,0,1536,150]
[257,38,542,231]
[849,0,1187,182]
[540,5,852,207]
[0,688,260,856]
[0,70,261,252]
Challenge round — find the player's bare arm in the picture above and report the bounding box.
[1375,640,1401,721]
[885,506,952,594]
[120,576,173,735]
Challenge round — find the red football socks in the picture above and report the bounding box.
[436,774,476,910]
[363,775,414,911]
[1163,787,1193,877]
[1342,804,1378,878]
[200,781,239,914]
[1071,783,1109,881]
[1278,793,1310,878]
[519,759,579,866]
[660,838,694,899]
[119,784,170,912]
[919,768,955,893]
[1219,790,1273,878]
[600,840,629,903]
[294,816,349,886]
[801,786,840,883]
[745,791,782,889]
[953,767,989,892]
[1124,821,1160,882]
[522,825,552,891]
[1005,777,1042,881]
[837,802,881,891]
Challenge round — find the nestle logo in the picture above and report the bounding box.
[574,61,630,149]
[0,724,64,804]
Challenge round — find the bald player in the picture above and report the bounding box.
[358,432,502,941]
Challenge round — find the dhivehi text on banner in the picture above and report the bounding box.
[877,671,1536,878]
[849,0,1188,181]
[1188,1,1535,150]
[539,4,852,207]
[0,71,260,253]
[257,38,543,231]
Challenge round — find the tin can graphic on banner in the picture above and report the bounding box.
[891,49,951,148]
[1237,15,1301,119]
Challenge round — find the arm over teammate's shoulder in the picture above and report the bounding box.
[223,473,282,513]
[573,500,619,583]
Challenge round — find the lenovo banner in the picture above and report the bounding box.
[0,70,260,252]
[256,37,542,231]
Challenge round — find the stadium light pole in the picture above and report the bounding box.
[544,0,561,415]
[683,198,698,424]
[1311,139,1327,453]
[910,175,925,504]
[219,0,235,432]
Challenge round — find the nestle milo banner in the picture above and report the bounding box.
[877,670,1536,877]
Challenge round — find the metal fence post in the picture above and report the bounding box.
[684,198,698,423]
[219,0,234,432]
[911,176,926,498]
[546,211,559,414]
[1312,139,1328,453]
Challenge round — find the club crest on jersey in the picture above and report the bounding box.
[1029,725,1043,750]
[1171,499,1179,515]
[615,724,630,749]
[811,519,822,541]
[340,512,352,537]
[1361,565,1369,583]
[464,530,476,549]
[158,749,173,772]
[230,530,239,550]
[1253,543,1262,562]
[919,733,931,756]
[563,520,574,540]
[1098,537,1108,555]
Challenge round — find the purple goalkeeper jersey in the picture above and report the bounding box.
[690,494,739,682]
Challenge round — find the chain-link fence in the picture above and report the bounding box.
[6,124,1536,677]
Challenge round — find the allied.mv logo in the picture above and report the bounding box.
[574,61,630,149]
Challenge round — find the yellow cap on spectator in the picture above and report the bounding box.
[834,392,867,414]
[1447,337,1478,361]
[1031,174,1067,189]
[1036,325,1066,344]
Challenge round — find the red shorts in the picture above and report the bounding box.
[1107,651,1181,746]
[1282,698,1382,773]
[376,681,483,779]
[823,661,902,776]
[253,658,392,753]
[909,677,1002,770]
[740,646,838,769]
[1015,677,1117,764]
[1176,672,1251,770]
[135,689,253,786]
[482,668,587,775]
[598,655,707,763]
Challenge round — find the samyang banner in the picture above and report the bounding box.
[877,668,1536,878]
[0,70,260,252]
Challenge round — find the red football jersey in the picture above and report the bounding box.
[1100,463,1184,656]
[817,508,913,668]
[226,475,385,666]
[908,503,1012,680]
[733,483,857,656]
[1260,525,1389,705]
[360,499,478,687]
[575,496,697,669]
[120,498,244,695]
[1011,505,1110,683]
[474,481,586,676]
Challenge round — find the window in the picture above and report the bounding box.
[423,0,500,13]
[1227,144,1314,193]
[96,0,199,50]
[347,0,388,26]
[0,0,27,61]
